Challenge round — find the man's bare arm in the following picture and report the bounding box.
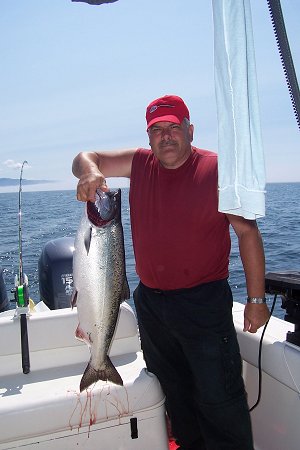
[227,214,270,333]
[72,149,136,202]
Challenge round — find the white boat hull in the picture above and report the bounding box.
[0,303,169,450]
[233,302,300,450]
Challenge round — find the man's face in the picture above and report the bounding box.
[148,120,194,169]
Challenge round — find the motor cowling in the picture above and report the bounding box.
[0,267,9,312]
[38,237,74,310]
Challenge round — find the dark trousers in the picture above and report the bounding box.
[133,279,254,450]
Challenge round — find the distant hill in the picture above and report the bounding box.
[0,178,54,187]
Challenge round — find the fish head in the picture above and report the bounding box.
[86,189,121,227]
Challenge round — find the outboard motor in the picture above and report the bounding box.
[265,271,300,347]
[38,237,75,310]
[0,267,9,312]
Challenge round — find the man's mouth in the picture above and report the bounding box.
[159,141,177,148]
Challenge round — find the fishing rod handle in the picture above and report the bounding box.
[20,313,30,374]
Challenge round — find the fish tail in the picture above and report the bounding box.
[80,357,123,392]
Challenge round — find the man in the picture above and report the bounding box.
[72,95,270,450]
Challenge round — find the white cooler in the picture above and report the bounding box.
[0,302,169,450]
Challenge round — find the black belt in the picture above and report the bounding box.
[140,279,226,296]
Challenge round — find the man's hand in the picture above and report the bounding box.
[243,303,270,333]
[76,172,108,202]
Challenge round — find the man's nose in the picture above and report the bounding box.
[161,128,172,139]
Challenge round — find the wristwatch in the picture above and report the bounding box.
[247,297,267,304]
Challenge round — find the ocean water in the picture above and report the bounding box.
[0,184,299,320]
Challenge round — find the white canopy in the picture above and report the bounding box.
[212,0,266,220]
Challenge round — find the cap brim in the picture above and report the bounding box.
[147,115,181,130]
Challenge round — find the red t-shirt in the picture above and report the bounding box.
[129,147,231,290]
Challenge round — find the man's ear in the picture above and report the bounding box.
[189,124,194,142]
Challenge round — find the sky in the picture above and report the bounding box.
[0,0,299,193]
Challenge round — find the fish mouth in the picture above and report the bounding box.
[87,189,120,227]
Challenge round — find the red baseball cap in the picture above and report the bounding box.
[146,95,190,129]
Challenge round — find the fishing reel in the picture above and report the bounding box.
[11,273,31,374]
[265,271,300,347]
[12,274,30,315]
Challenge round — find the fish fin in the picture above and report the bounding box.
[80,357,123,392]
[75,324,91,344]
[84,226,92,254]
[121,277,130,301]
[71,289,78,308]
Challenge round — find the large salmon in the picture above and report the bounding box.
[72,189,130,392]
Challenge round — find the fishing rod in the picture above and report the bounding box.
[13,160,30,374]
[18,161,27,286]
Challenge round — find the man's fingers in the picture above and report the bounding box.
[76,174,108,202]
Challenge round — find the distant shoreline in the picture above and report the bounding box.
[0,181,298,195]
[0,178,54,187]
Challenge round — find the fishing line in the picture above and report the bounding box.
[249,293,278,412]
